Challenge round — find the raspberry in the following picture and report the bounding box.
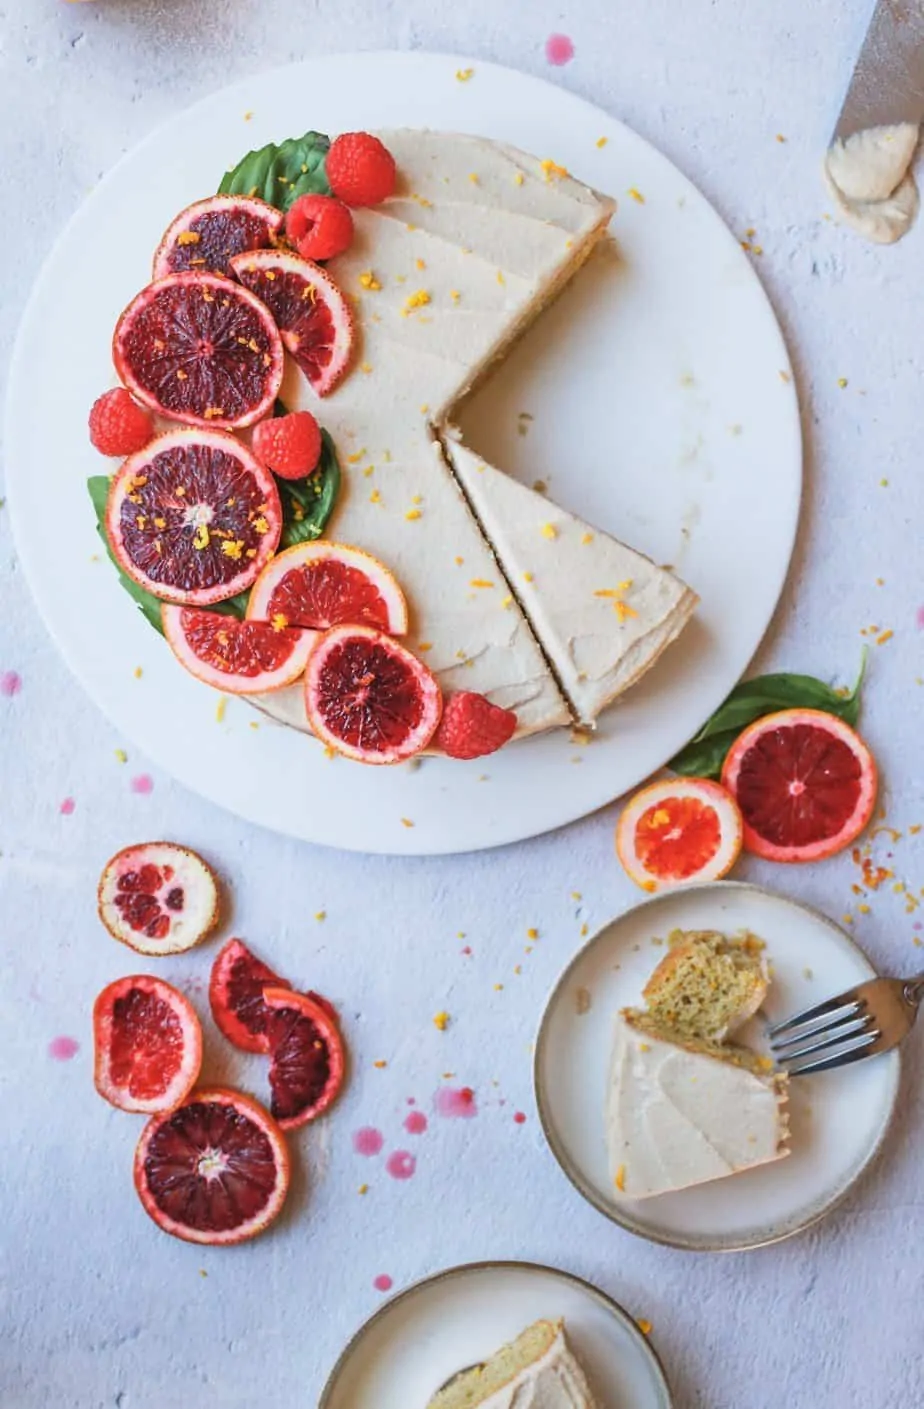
[88,388,154,457]
[326,132,397,208]
[252,411,322,481]
[436,692,518,760]
[285,194,354,261]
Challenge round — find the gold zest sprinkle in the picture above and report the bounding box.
[433,1011,450,1031]
[418,642,433,652]
[468,172,479,184]
[204,406,224,419]
[496,269,505,285]
[370,489,382,504]
[420,403,429,414]
[540,158,568,181]
[454,556,464,566]
[410,192,433,208]
[176,369,188,381]
[405,508,422,521]
[614,600,639,622]
[214,697,227,724]
[402,289,432,315]
[177,230,201,246]
[373,1059,387,1069]
[363,465,375,477]
[400,817,415,828]
[455,67,474,81]
[596,136,608,148]
[637,1319,652,1336]
[526,927,539,939]
[271,612,289,631]
[470,578,495,589]
[358,270,381,290]
[581,532,594,545]
[360,362,373,374]
[358,1183,368,1195]
[514,171,525,186]
[221,539,245,560]
[253,515,269,535]
[347,449,367,464]
[615,1164,627,1192]
[415,258,426,271]
[315,910,326,922]
[838,377,848,389]
[114,748,127,764]
[133,666,143,680]
[192,524,210,551]
[876,629,893,645]
[628,186,645,203]
[501,595,513,609]
[450,289,461,302]
[541,523,557,539]
[523,571,534,583]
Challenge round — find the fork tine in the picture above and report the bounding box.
[771,1011,872,1057]
[772,1012,875,1062]
[783,1031,881,1077]
[768,994,862,1039]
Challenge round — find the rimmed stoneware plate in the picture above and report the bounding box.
[7,51,801,854]
[534,881,900,1252]
[319,1260,672,1408]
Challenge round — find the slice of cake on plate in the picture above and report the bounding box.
[427,1318,598,1408]
[607,930,789,1200]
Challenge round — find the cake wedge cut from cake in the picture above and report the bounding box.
[606,928,788,1200]
[427,1318,598,1409]
[443,441,698,726]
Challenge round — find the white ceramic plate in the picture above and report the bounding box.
[6,52,801,855]
[319,1261,672,1409]
[534,882,900,1252]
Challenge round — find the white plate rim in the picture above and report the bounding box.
[533,880,901,1253]
[318,1258,674,1408]
[5,49,803,856]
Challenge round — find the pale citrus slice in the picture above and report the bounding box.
[304,624,442,763]
[616,777,743,891]
[246,541,408,635]
[162,604,316,694]
[721,707,877,862]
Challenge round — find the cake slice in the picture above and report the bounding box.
[606,929,788,1200]
[427,1319,598,1408]
[443,441,698,726]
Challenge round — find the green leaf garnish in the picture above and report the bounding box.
[218,131,331,212]
[278,429,341,550]
[669,653,868,779]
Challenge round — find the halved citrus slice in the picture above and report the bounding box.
[162,604,316,694]
[721,707,877,862]
[304,625,442,763]
[230,248,354,396]
[93,975,202,1114]
[264,988,346,1130]
[209,938,292,1054]
[98,841,220,954]
[113,271,284,429]
[616,777,743,891]
[152,195,283,280]
[105,428,282,606]
[133,1088,290,1245]
[246,542,409,635]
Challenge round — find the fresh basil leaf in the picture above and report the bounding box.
[87,476,167,636]
[669,727,742,781]
[278,430,341,549]
[668,653,868,778]
[218,131,331,212]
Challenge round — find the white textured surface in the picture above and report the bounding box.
[2,5,924,1409]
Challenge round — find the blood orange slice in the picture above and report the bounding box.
[113,271,284,429]
[133,1088,290,1245]
[304,625,442,763]
[162,604,316,694]
[93,975,202,1114]
[246,542,408,635]
[263,989,346,1130]
[98,841,220,955]
[721,708,877,862]
[152,195,283,280]
[616,777,743,891]
[105,428,282,606]
[230,248,354,396]
[209,938,292,1053]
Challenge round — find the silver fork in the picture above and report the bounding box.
[769,972,924,1075]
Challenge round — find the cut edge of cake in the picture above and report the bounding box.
[427,1318,597,1408]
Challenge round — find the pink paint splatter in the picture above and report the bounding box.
[916,606,924,630]
[386,1150,416,1180]
[353,1127,384,1157]
[1,670,22,697]
[461,945,473,956]
[59,798,76,816]
[404,1111,428,1135]
[407,1096,416,1105]
[48,1036,79,1061]
[545,33,575,66]
[435,1085,478,1119]
[374,1274,393,1293]
[130,774,154,795]
[514,1111,527,1125]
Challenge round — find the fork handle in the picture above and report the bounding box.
[904,973,924,1006]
